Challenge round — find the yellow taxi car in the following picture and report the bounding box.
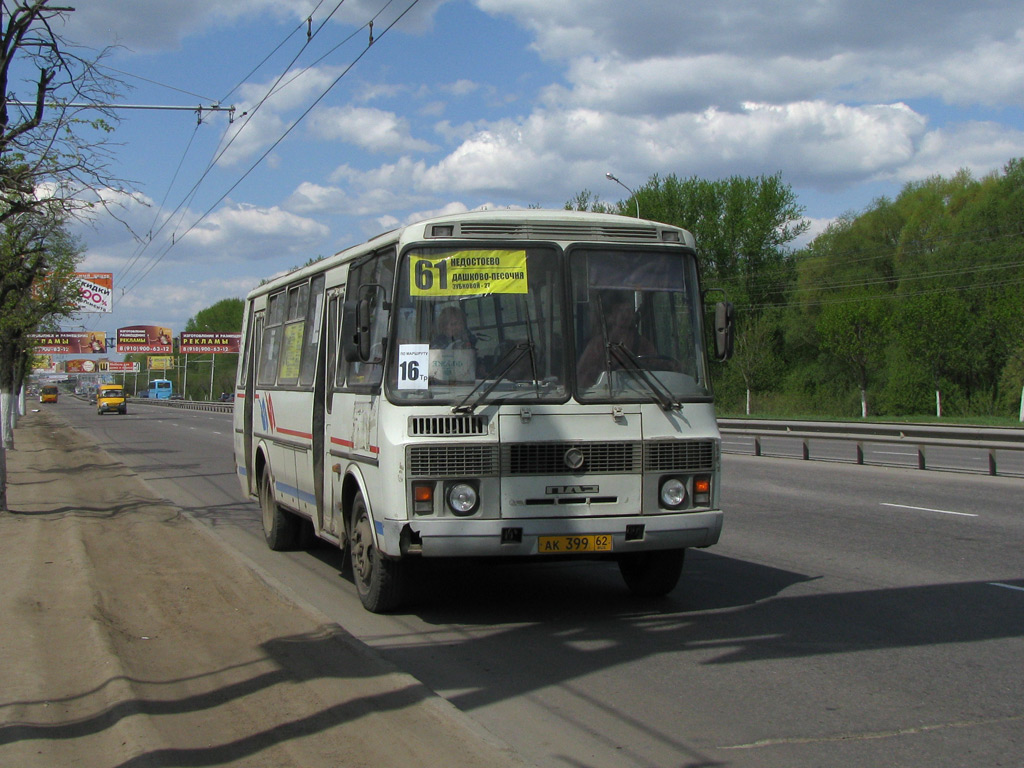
[97,384,128,415]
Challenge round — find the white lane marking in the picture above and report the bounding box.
[880,502,977,518]
[990,582,1024,593]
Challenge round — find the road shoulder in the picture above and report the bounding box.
[1,409,525,768]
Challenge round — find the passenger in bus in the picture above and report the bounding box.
[430,306,476,350]
[576,296,658,387]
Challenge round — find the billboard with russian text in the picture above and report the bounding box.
[76,273,114,313]
[27,331,107,354]
[117,325,172,354]
[179,332,242,354]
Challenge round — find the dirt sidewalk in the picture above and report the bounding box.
[0,410,525,768]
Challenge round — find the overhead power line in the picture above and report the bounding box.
[120,0,423,298]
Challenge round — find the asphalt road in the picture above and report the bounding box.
[56,397,1024,768]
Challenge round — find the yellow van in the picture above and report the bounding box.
[97,384,127,415]
[39,385,59,403]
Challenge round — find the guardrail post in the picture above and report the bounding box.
[754,437,761,457]
[856,442,864,465]
[801,440,809,460]
[989,450,997,476]
[917,446,926,470]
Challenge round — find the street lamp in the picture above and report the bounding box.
[605,172,640,218]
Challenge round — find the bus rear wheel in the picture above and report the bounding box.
[349,493,406,613]
[259,464,299,550]
[618,548,686,597]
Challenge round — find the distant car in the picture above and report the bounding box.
[97,384,127,415]
[169,394,184,400]
[219,392,234,402]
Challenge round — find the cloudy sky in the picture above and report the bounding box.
[41,0,1024,339]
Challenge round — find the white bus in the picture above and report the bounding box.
[234,209,734,612]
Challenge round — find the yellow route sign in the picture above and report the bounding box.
[410,250,528,296]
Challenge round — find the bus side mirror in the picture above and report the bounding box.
[714,301,734,361]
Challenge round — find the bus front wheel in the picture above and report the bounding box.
[260,465,299,550]
[350,493,406,613]
[618,548,686,597]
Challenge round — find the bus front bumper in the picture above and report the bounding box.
[378,510,723,558]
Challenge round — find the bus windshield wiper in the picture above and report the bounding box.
[453,341,536,414]
[606,342,680,410]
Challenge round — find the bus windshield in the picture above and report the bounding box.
[388,245,568,405]
[570,248,712,403]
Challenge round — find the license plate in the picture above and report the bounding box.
[538,534,613,554]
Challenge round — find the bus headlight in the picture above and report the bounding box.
[659,477,687,509]
[446,481,479,516]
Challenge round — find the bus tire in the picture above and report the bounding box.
[350,493,406,613]
[259,464,299,551]
[618,548,685,597]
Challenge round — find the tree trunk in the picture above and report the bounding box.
[0,441,7,512]
[0,388,12,512]
[1,389,13,449]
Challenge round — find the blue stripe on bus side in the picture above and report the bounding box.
[276,481,317,505]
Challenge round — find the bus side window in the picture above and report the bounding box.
[338,248,395,391]
[299,274,325,387]
[257,292,285,387]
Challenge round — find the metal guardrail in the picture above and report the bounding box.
[718,418,1024,476]
[130,397,233,413]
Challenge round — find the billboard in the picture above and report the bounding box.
[27,331,107,354]
[148,356,173,370]
[102,361,140,373]
[179,332,242,354]
[76,273,114,313]
[65,359,99,374]
[117,325,172,354]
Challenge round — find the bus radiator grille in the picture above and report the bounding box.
[643,440,716,472]
[408,445,500,477]
[502,442,642,475]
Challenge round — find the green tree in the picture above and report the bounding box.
[1,1,129,510]
[0,212,82,508]
[816,296,890,418]
[564,188,613,213]
[730,310,783,415]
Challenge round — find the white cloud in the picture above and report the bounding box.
[479,0,1024,108]
[885,122,1024,184]
[308,106,437,153]
[333,100,937,208]
[184,203,330,259]
[442,79,481,96]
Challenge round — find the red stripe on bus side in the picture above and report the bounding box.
[329,437,379,453]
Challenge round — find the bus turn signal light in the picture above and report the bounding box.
[413,482,434,515]
[693,476,711,505]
